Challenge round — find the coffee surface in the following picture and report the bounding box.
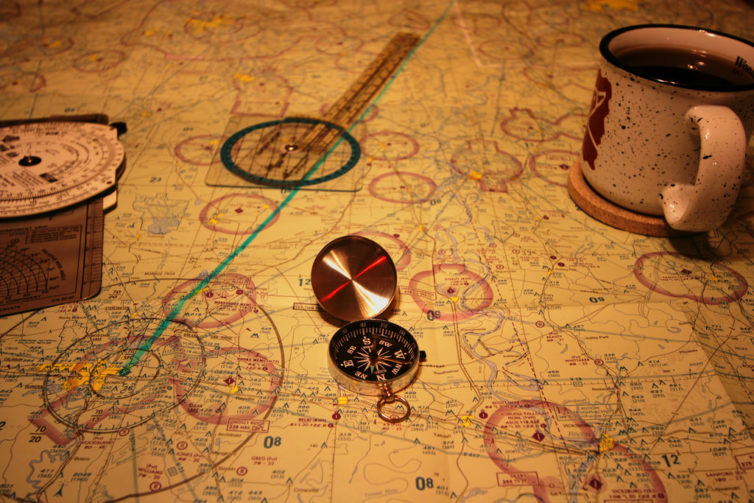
[616,46,752,88]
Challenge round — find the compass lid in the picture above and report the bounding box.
[311,235,397,321]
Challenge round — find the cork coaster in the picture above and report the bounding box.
[567,160,685,237]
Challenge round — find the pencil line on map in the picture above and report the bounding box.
[453,2,501,69]
[119,1,455,376]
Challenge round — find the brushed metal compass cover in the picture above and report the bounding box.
[311,235,397,321]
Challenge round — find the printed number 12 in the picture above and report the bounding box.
[662,454,680,467]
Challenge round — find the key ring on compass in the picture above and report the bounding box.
[376,384,411,423]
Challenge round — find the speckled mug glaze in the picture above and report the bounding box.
[582,25,754,232]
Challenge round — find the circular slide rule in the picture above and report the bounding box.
[0,121,124,218]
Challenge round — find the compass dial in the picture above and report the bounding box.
[0,121,124,217]
[328,319,420,397]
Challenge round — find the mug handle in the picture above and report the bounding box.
[660,105,746,232]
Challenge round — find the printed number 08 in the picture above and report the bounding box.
[416,477,434,490]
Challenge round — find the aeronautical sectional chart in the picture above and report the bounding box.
[1,0,754,502]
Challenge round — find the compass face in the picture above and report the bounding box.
[328,319,419,396]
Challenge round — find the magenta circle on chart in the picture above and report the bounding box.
[175,134,223,165]
[183,15,259,43]
[408,264,494,321]
[529,150,577,187]
[388,9,431,31]
[175,346,281,425]
[368,171,436,204]
[633,251,747,305]
[363,131,419,161]
[314,35,363,55]
[483,400,667,502]
[450,140,524,192]
[73,50,127,72]
[162,273,258,329]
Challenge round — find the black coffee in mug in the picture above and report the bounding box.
[615,46,754,89]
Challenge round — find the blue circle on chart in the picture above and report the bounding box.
[220,117,361,188]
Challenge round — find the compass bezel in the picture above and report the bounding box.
[328,319,420,397]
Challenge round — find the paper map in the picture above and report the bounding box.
[1,0,754,501]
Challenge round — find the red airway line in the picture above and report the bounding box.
[319,255,388,302]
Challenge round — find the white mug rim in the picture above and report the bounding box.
[600,24,754,93]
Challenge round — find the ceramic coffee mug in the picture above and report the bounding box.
[582,24,754,232]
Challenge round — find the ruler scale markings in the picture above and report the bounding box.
[239,33,420,183]
[327,33,420,127]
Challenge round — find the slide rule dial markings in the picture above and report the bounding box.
[0,121,124,218]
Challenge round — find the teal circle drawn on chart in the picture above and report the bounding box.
[220,117,361,188]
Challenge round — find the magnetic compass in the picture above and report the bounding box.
[0,121,125,218]
[328,319,421,423]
